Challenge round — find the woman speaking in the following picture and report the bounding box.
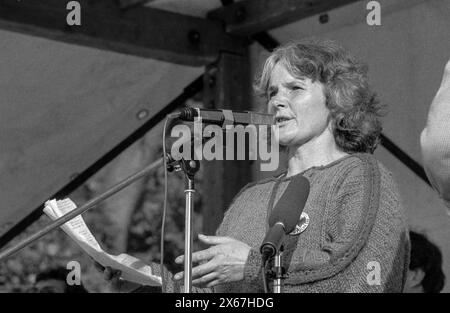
[103,38,410,293]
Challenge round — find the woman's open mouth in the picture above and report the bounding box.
[275,116,293,127]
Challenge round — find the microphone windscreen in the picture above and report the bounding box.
[268,175,310,233]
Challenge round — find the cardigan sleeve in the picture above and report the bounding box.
[214,182,267,291]
[322,160,377,263]
[421,60,450,209]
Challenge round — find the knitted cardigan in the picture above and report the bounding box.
[149,153,410,293]
[421,60,450,209]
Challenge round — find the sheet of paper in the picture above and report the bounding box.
[44,199,101,251]
[43,198,162,287]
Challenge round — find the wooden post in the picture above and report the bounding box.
[202,51,254,235]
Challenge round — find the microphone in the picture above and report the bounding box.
[169,107,273,126]
[260,175,310,263]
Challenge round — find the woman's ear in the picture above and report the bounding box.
[408,268,426,288]
[326,114,336,135]
[327,115,334,130]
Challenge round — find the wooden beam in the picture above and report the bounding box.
[202,51,254,235]
[0,0,246,66]
[117,0,153,10]
[208,0,361,36]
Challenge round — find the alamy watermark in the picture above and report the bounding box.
[169,118,280,172]
[66,1,81,26]
[366,261,381,286]
[65,1,381,28]
[366,1,381,26]
[66,260,81,286]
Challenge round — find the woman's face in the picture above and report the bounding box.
[267,62,331,147]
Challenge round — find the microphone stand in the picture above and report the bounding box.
[267,245,286,293]
[176,158,200,293]
[272,246,285,293]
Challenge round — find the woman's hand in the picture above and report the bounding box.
[96,264,142,293]
[173,234,251,288]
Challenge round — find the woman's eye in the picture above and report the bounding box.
[291,86,303,91]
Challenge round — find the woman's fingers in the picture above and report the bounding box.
[192,272,219,287]
[175,247,216,265]
[175,235,236,264]
[173,237,249,288]
[198,234,234,245]
[103,266,121,281]
[174,259,216,281]
[104,266,113,280]
[205,280,221,288]
[110,273,122,289]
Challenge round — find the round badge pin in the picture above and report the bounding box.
[289,212,310,236]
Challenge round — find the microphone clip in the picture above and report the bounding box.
[266,265,287,281]
[264,245,287,293]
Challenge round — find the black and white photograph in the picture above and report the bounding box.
[0,0,449,302]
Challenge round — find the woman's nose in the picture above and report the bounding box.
[269,97,288,110]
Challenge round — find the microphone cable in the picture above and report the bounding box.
[261,260,270,293]
[160,116,172,293]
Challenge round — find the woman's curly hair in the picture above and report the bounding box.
[255,38,383,154]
